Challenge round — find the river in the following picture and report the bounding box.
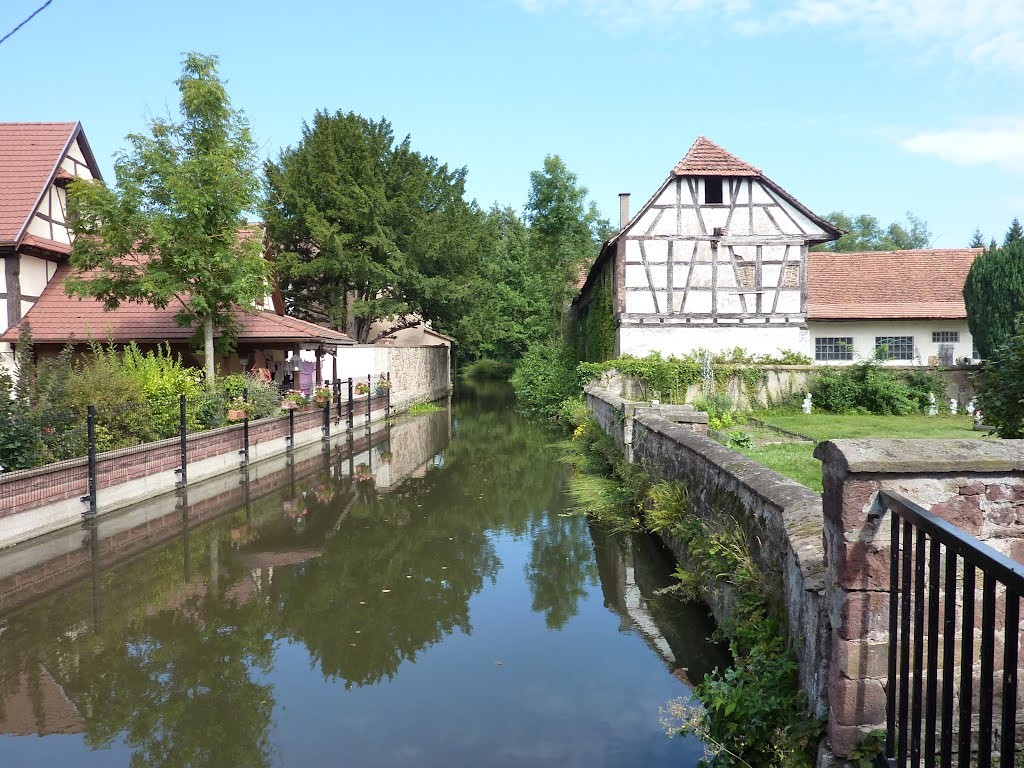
[0,383,726,767]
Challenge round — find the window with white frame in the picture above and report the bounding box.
[932,330,959,343]
[875,336,914,360]
[815,337,854,361]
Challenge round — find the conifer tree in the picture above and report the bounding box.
[1004,217,1024,246]
[969,228,985,248]
[963,240,1024,358]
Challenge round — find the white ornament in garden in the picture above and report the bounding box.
[966,399,975,415]
[802,392,813,415]
[927,393,938,417]
[949,399,958,416]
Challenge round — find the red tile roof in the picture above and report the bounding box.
[807,248,982,320]
[0,123,80,246]
[672,136,761,177]
[1,264,352,346]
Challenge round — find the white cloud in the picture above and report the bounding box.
[900,120,1024,171]
[512,0,1024,69]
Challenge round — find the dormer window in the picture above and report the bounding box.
[703,177,723,204]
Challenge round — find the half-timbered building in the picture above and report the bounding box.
[575,137,842,360]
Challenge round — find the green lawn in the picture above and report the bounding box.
[725,413,990,493]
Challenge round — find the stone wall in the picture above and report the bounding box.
[597,364,978,411]
[386,345,451,410]
[814,439,1024,758]
[586,384,829,716]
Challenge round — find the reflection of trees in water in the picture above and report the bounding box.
[79,587,277,768]
[525,514,600,629]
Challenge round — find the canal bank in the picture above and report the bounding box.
[0,386,726,768]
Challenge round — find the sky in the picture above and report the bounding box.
[3,0,1022,248]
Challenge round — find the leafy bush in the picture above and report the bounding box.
[462,358,515,381]
[0,370,41,471]
[220,373,282,420]
[810,361,920,415]
[511,339,585,420]
[975,332,1024,437]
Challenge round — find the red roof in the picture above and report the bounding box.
[672,136,761,177]
[807,248,982,320]
[1,264,352,346]
[0,123,85,246]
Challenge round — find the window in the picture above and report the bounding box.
[932,330,959,343]
[875,336,914,360]
[815,337,854,361]
[704,177,723,204]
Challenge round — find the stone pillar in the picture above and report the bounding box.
[814,438,1024,758]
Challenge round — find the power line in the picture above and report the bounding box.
[0,0,53,48]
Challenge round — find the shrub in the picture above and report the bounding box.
[220,373,282,420]
[810,361,917,415]
[511,339,584,420]
[0,370,41,471]
[462,358,515,381]
[975,332,1024,437]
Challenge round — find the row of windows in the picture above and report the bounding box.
[814,333,961,361]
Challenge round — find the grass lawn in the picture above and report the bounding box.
[725,413,990,493]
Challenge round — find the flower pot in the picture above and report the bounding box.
[314,396,330,407]
[227,409,248,421]
[374,387,388,397]
[281,401,298,411]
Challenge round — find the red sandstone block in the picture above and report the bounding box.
[839,591,890,641]
[837,479,882,532]
[838,541,892,591]
[930,495,983,536]
[832,636,889,681]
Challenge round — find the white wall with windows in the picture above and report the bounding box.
[807,320,975,366]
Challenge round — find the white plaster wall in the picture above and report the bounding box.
[19,255,50,296]
[619,324,810,358]
[807,319,974,365]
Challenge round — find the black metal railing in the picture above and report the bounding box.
[881,490,1023,768]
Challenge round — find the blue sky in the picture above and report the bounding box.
[3,0,1022,247]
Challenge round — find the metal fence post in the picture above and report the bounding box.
[366,374,371,426]
[176,394,188,488]
[347,377,354,431]
[240,387,250,467]
[322,395,330,441]
[386,371,392,418]
[288,407,295,450]
[81,404,98,519]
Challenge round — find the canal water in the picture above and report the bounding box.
[0,384,725,767]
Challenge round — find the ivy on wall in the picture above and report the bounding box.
[579,276,616,362]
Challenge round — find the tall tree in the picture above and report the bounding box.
[1004,217,1024,246]
[963,240,1024,358]
[66,53,270,387]
[969,228,986,248]
[524,155,612,330]
[263,110,481,344]
[813,211,931,252]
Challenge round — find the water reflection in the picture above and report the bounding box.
[0,390,723,767]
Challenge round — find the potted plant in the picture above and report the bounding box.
[313,385,332,407]
[374,376,392,397]
[226,396,254,422]
[355,381,371,396]
[280,389,308,410]
[353,463,373,483]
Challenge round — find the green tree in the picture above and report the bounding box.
[66,53,270,388]
[263,110,482,343]
[975,331,1024,438]
[525,155,613,330]
[963,240,1024,358]
[813,211,931,252]
[969,228,986,248]
[1004,217,1024,246]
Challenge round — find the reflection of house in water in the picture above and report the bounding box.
[0,667,84,736]
[590,527,727,687]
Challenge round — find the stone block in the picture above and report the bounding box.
[827,719,886,758]
[929,494,983,536]
[838,591,890,641]
[837,479,882,532]
[830,677,887,726]
[837,540,892,591]
[832,637,889,680]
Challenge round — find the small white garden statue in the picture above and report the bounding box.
[802,392,813,415]
[927,393,938,417]
[966,399,975,415]
[949,398,958,416]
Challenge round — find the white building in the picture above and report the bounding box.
[574,137,980,365]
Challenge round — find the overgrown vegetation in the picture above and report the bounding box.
[963,240,1024,358]
[408,401,444,416]
[461,359,515,381]
[511,339,589,421]
[810,360,946,415]
[974,330,1024,437]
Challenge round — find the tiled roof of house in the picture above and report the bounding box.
[1,264,352,346]
[672,136,761,177]
[807,248,982,320]
[0,122,80,246]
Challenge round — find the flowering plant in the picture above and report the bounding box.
[355,381,371,395]
[313,385,332,403]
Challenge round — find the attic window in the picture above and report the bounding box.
[703,177,723,204]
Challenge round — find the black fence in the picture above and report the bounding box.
[881,490,1023,768]
[1,375,392,518]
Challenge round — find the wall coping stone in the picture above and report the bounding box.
[814,438,1024,475]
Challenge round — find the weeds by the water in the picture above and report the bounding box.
[408,401,443,416]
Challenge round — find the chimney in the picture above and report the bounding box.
[618,193,630,230]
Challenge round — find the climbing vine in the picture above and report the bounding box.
[577,275,616,362]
